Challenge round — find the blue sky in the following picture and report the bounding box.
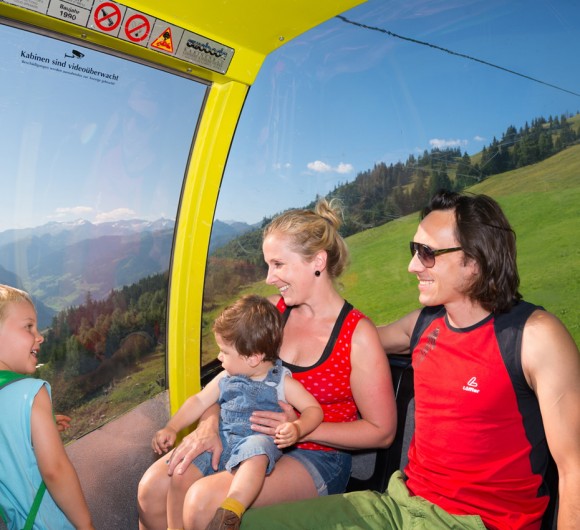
[1,0,579,230]
[215,0,580,223]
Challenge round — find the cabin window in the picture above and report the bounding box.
[202,0,580,367]
[0,20,207,441]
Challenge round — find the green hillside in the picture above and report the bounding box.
[343,144,580,344]
[233,145,580,351]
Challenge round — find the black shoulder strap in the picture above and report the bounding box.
[282,300,354,372]
[494,300,549,494]
[409,305,446,353]
[280,300,293,326]
[321,300,354,357]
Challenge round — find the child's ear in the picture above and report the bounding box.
[245,353,265,368]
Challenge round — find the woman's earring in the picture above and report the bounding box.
[315,270,321,277]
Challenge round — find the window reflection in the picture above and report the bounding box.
[0,21,207,441]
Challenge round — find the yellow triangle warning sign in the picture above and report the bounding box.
[151,27,174,52]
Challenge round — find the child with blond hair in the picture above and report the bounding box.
[0,284,94,530]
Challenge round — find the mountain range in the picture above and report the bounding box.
[0,217,253,327]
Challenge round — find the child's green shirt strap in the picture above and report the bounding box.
[0,370,29,388]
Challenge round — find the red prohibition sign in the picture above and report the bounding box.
[124,14,151,43]
[94,2,122,32]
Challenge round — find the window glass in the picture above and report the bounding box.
[0,21,207,441]
[203,0,580,365]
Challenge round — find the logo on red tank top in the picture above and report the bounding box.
[417,327,439,365]
[462,376,480,394]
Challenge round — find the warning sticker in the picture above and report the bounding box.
[89,1,125,35]
[119,8,153,46]
[150,26,173,52]
[147,20,183,57]
[3,0,234,74]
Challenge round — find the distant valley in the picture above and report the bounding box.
[0,217,254,327]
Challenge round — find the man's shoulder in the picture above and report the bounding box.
[494,300,543,330]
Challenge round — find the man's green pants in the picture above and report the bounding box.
[241,471,486,529]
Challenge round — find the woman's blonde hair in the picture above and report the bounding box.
[0,284,34,324]
[263,198,349,279]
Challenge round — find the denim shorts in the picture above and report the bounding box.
[285,447,352,496]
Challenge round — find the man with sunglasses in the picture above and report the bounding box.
[242,190,580,530]
[374,190,579,529]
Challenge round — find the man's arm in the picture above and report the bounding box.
[376,309,421,355]
[522,310,580,530]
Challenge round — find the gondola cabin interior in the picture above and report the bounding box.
[1,0,577,527]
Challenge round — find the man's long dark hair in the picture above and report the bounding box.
[422,190,522,313]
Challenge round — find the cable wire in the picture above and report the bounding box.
[336,15,580,98]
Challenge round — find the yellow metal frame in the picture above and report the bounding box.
[0,0,365,412]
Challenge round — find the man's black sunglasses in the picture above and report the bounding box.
[409,242,462,268]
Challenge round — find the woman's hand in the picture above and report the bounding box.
[250,401,298,436]
[166,410,222,476]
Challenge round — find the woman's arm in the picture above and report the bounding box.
[163,373,226,475]
[250,318,399,450]
[32,386,95,530]
[165,400,223,476]
[301,317,397,450]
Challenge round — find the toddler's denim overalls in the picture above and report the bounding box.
[192,360,286,475]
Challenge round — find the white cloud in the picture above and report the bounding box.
[473,135,486,142]
[429,138,468,149]
[53,206,93,218]
[307,160,333,173]
[95,208,137,223]
[336,162,354,174]
[273,162,292,170]
[307,160,354,174]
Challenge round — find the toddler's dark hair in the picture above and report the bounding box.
[213,294,283,361]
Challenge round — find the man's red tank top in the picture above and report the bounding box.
[405,302,549,530]
[277,298,364,451]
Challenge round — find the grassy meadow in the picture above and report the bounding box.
[226,144,580,350]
